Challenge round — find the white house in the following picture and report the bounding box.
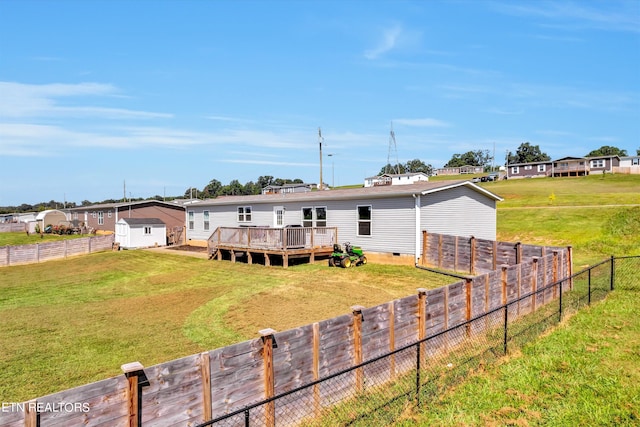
[185,181,502,265]
[115,218,166,249]
[364,172,430,187]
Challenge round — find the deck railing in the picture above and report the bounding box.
[208,226,337,253]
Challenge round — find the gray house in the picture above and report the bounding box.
[185,181,502,265]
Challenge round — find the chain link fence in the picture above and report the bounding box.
[197,256,638,427]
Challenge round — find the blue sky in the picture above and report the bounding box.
[1,0,638,206]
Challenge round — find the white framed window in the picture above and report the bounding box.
[511,166,519,174]
[144,226,151,235]
[357,205,372,236]
[590,159,604,168]
[302,207,327,227]
[203,211,210,231]
[238,206,252,222]
[108,211,112,218]
[188,211,194,230]
[524,165,532,170]
[98,211,104,225]
[73,212,78,220]
[92,211,97,218]
[538,164,546,172]
[633,158,639,165]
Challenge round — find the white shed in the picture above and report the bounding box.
[115,218,166,249]
[35,209,68,232]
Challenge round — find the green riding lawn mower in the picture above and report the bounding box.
[328,242,367,268]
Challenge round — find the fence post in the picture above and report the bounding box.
[200,351,212,423]
[121,361,148,427]
[588,268,592,305]
[515,242,522,265]
[388,301,396,379]
[259,328,277,427]
[88,236,93,254]
[531,257,539,312]
[552,251,559,299]
[24,399,38,427]
[36,243,40,263]
[610,255,615,291]
[417,289,427,364]
[421,230,427,266]
[503,305,508,355]
[501,265,508,305]
[470,236,476,275]
[351,306,365,393]
[559,280,563,322]
[464,279,472,337]
[312,322,321,417]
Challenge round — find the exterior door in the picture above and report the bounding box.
[273,206,284,228]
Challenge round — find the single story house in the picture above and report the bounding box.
[185,181,502,265]
[614,155,640,174]
[507,155,620,179]
[115,218,167,249]
[66,200,185,244]
[262,183,315,194]
[363,172,429,187]
[435,165,484,176]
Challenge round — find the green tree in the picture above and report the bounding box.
[404,158,433,175]
[445,150,491,168]
[202,179,223,198]
[586,146,628,157]
[378,163,406,175]
[507,142,550,164]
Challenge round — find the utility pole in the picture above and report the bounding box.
[318,127,324,190]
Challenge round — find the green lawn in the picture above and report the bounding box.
[1,173,639,420]
[0,231,87,246]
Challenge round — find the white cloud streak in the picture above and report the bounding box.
[364,24,403,59]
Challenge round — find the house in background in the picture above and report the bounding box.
[185,181,502,265]
[363,172,429,187]
[435,165,484,176]
[614,155,640,174]
[66,200,185,244]
[507,155,620,179]
[261,183,315,194]
[115,218,167,249]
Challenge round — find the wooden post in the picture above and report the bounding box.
[351,305,365,393]
[121,361,146,427]
[470,236,476,275]
[465,279,472,337]
[247,251,252,265]
[421,230,428,266]
[515,242,522,265]
[259,328,276,427]
[417,288,427,363]
[312,322,321,417]
[388,301,396,379]
[567,246,574,290]
[492,240,498,271]
[532,257,539,312]
[552,250,559,299]
[501,265,508,305]
[24,399,38,427]
[516,264,522,317]
[200,352,212,423]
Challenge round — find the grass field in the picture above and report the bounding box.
[0,231,87,246]
[1,174,639,422]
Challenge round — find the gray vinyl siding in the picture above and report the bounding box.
[420,186,496,241]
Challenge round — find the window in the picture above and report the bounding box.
[633,158,639,166]
[302,207,327,227]
[511,166,519,174]
[590,159,604,168]
[73,212,78,220]
[144,226,151,235]
[98,211,104,225]
[524,165,532,170]
[538,164,546,172]
[357,205,372,236]
[238,206,252,222]
[203,211,210,231]
[92,212,97,218]
[188,211,194,230]
[108,211,112,218]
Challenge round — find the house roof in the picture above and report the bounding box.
[67,199,185,211]
[119,217,166,226]
[364,172,429,180]
[196,181,502,207]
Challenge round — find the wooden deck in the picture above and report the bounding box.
[207,226,337,267]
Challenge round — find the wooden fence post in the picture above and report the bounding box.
[567,246,573,290]
[200,351,212,423]
[421,230,428,266]
[259,328,277,427]
[351,305,365,393]
[492,240,498,271]
[121,361,148,427]
[552,250,559,299]
[388,302,396,379]
[88,236,93,254]
[465,279,472,337]
[531,257,539,312]
[24,399,38,427]
[417,289,427,363]
[312,322,321,417]
[515,242,522,265]
[470,236,476,275]
[501,265,508,305]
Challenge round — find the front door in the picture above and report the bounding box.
[273,206,284,228]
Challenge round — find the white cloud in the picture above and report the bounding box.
[364,24,403,60]
[0,81,171,119]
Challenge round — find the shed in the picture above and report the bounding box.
[115,218,166,249]
[35,209,68,232]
